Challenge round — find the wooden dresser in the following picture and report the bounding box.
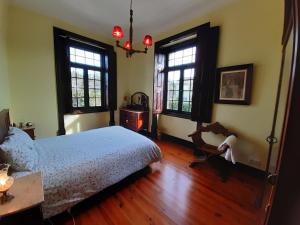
[120,108,149,132]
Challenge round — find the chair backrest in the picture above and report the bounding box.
[188,122,237,147]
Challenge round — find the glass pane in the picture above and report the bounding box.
[174,81,180,90]
[168,46,196,67]
[86,58,94,66]
[94,60,101,67]
[167,91,173,101]
[183,91,190,101]
[89,80,95,88]
[89,90,95,98]
[167,101,172,110]
[95,80,101,89]
[184,69,194,79]
[173,91,179,101]
[69,47,101,68]
[78,98,85,107]
[85,51,93,59]
[184,80,191,91]
[70,47,75,55]
[70,55,75,62]
[95,90,101,97]
[89,98,96,107]
[76,49,84,57]
[72,98,77,107]
[77,89,84,97]
[182,102,190,112]
[76,56,85,64]
[88,70,94,80]
[96,97,101,106]
[72,88,77,97]
[76,68,84,78]
[71,78,76,88]
[172,101,178,110]
[168,82,174,90]
[95,71,100,80]
[77,79,84,88]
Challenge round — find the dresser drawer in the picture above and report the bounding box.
[120,109,149,132]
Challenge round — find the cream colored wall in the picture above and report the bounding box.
[0,0,10,110]
[122,0,284,169]
[7,5,116,138]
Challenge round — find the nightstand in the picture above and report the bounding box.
[0,172,44,225]
[21,126,35,140]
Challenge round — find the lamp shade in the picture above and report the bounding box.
[143,35,153,47]
[112,26,124,39]
[124,40,131,50]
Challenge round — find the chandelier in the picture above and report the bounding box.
[112,0,153,57]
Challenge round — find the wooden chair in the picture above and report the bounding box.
[188,122,237,168]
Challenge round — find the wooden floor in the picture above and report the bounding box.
[50,140,263,225]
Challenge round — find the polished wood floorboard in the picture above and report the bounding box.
[50,140,263,225]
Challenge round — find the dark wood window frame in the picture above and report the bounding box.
[54,27,117,135]
[162,39,197,119]
[67,40,108,114]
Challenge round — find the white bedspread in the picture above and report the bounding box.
[17,126,161,218]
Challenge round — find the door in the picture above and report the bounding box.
[263,0,300,224]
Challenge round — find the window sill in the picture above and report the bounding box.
[161,111,191,120]
[66,108,110,115]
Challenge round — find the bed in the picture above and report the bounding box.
[0,110,162,218]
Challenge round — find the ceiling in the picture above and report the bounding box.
[10,0,235,40]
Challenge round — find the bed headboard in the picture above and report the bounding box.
[0,109,10,145]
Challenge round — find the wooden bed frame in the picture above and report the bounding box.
[0,109,10,145]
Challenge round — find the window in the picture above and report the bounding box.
[68,46,107,111]
[164,46,196,117]
[54,27,117,122]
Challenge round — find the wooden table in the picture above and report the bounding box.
[0,172,44,225]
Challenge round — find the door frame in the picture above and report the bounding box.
[266,0,300,224]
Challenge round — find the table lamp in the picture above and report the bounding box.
[0,164,14,204]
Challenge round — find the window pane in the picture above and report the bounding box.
[184,80,191,91]
[89,90,95,98]
[96,97,101,106]
[182,102,191,112]
[76,68,83,78]
[184,68,194,80]
[77,79,84,88]
[78,98,85,107]
[95,90,101,97]
[69,47,101,68]
[77,89,84,97]
[183,91,190,101]
[95,80,101,89]
[168,46,196,67]
[88,70,94,80]
[89,80,95,89]
[89,98,96,107]
[95,71,100,80]
[172,101,179,110]
[72,98,77,107]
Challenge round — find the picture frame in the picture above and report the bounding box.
[215,64,253,105]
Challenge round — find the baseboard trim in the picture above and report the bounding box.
[160,133,266,179]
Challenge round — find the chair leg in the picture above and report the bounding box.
[189,154,208,168]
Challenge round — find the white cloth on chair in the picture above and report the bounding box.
[218,135,237,164]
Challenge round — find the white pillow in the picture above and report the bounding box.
[0,127,38,171]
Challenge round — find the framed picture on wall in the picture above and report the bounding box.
[215,64,253,105]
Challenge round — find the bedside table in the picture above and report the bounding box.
[21,126,35,140]
[0,172,44,225]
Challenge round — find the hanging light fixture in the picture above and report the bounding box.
[112,0,152,57]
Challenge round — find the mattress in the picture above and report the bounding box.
[14,126,161,218]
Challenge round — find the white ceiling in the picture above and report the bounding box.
[9,0,235,40]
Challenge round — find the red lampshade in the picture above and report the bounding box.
[112,26,124,39]
[124,40,131,50]
[143,35,153,47]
